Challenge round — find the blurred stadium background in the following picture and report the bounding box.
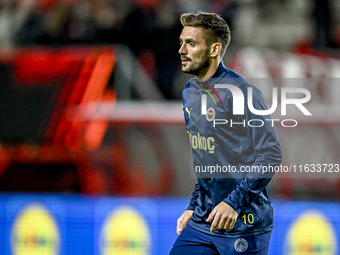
[0,0,340,254]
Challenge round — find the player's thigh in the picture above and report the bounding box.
[213,232,272,255]
[169,226,219,255]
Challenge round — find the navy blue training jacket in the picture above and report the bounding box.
[182,61,282,237]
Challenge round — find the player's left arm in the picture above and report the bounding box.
[207,85,282,233]
[223,86,282,211]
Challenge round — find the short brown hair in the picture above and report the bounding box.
[180,11,231,57]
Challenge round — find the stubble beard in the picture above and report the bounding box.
[181,50,211,77]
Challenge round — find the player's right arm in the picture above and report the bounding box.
[176,182,199,234]
[187,182,199,210]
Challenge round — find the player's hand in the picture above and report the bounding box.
[176,210,193,235]
[206,202,238,233]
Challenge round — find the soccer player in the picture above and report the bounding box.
[169,12,282,255]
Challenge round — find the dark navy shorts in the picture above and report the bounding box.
[169,225,271,255]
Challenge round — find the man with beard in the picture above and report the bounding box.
[169,12,282,255]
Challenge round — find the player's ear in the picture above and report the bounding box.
[210,43,222,58]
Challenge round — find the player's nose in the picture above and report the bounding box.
[179,44,187,55]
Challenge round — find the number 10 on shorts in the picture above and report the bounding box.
[242,213,254,225]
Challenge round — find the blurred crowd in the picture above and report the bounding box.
[0,0,338,99]
[0,0,237,99]
[0,0,237,47]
